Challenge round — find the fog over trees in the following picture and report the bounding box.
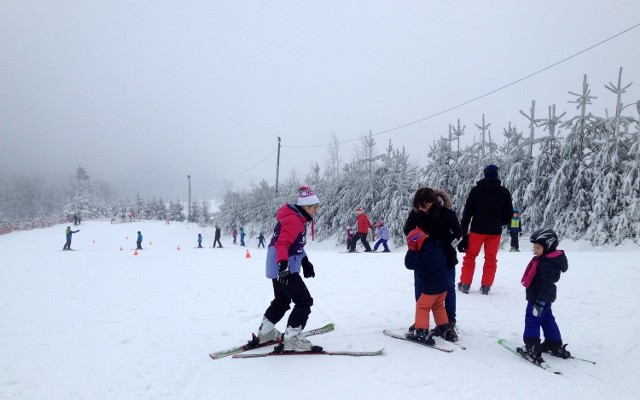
[2,70,638,245]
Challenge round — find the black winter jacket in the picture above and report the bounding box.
[460,178,513,235]
[404,208,462,269]
[526,251,569,303]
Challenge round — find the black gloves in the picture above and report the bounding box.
[301,256,315,278]
[532,300,546,317]
[277,260,290,285]
[457,234,469,253]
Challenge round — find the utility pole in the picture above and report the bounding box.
[275,137,281,195]
[187,175,191,222]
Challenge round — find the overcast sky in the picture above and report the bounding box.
[2,1,639,201]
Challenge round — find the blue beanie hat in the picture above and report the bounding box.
[484,164,499,179]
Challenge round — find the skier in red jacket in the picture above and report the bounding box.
[349,207,373,252]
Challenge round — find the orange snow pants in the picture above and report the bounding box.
[415,292,448,330]
[460,232,501,287]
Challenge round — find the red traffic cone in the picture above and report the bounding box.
[245,249,251,258]
[134,250,138,256]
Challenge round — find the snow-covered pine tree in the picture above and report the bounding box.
[546,75,598,239]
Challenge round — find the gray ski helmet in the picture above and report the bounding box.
[530,228,559,254]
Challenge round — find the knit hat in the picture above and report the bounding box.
[513,208,520,214]
[296,186,319,206]
[406,227,428,252]
[377,220,383,228]
[355,207,363,213]
[484,164,499,179]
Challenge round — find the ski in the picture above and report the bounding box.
[233,347,384,358]
[497,339,562,375]
[567,355,596,365]
[209,323,334,359]
[383,330,454,353]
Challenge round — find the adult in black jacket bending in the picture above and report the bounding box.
[457,164,513,295]
[404,187,462,341]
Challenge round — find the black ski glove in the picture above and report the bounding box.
[301,256,315,278]
[457,234,469,253]
[532,300,546,317]
[277,260,290,285]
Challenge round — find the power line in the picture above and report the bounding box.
[210,149,277,186]
[284,22,640,150]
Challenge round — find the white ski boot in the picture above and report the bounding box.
[257,317,281,344]
[282,326,314,352]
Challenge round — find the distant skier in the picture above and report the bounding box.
[197,233,203,248]
[136,231,143,250]
[346,225,354,251]
[232,227,238,244]
[508,209,523,252]
[257,232,265,248]
[63,226,79,250]
[373,221,390,252]
[516,228,570,363]
[239,227,246,246]
[349,207,373,252]
[213,225,223,248]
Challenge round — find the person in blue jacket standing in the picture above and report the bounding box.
[63,226,79,250]
[240,227,246,246]
[136,231,143,250]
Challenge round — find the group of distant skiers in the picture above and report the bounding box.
[345,208,390,253]
[253,165,570,363]
[196,225,265,249]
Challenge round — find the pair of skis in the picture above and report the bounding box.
[210,323,383,359]
[498,339,596,375]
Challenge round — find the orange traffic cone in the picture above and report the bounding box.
[245,249,251,258]
[177,245,181,251]
[134,250,138,256]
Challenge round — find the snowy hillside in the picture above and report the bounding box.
[1,221,638,400]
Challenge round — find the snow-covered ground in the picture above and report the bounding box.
[1,220,638,400]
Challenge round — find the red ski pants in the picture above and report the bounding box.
[459,232,501,287]
[415,292,448,330]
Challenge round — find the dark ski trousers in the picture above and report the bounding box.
[350,232,371,252]
[136,241,142,250]
[373,238,389,252]
[264,273,313,329]
[510,231,520,250]
[523,301,562,342]
[414,267,456,323]
[63,239,72,250]
[213,238,222,247]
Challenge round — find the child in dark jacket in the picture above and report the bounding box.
[517,228,570,363]
[404,227,449,346]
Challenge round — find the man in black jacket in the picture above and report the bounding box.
[457,165,513,295]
